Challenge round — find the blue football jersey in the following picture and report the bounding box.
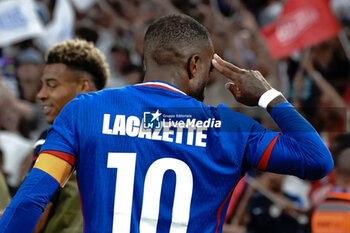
[40,81,279,233]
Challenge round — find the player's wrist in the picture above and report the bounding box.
[258,88,282,109]
[258,89,287,112]
[266,95,288,113]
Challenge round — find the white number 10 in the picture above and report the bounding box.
[107,153,193,233]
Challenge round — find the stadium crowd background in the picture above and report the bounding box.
[0,0,349,232]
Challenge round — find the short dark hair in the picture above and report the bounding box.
[75,26,99,44]
[143,14,210,66]
[46,39,109,90]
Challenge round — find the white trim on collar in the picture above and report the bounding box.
[136,82,187,95]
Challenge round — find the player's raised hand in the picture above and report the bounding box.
[212,54,272,106]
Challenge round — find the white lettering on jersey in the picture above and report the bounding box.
[113,115,126,135]
[138,125,152,139]
[102,114,113,134]
[195,127,207,147]
[102,114,210,147]
[162,127,174,142]
[126,116,140,137]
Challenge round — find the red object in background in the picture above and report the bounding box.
[261,0,341,58]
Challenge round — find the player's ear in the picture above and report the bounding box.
[187,54,200,80]
[79,78,96,93]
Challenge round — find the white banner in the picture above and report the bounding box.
[0,0,44,47]
[37,0,75,51]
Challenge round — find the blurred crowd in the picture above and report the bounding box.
[0,0,349,232]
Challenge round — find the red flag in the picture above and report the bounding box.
[261,0,340,58]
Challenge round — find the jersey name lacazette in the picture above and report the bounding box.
[102,110,222,147]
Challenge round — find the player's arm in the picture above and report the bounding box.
[246,102,333,179]
[33,153,73,185]
[0,153,72,233]
[212,54,333,180]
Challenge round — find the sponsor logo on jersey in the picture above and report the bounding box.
[143,109,221,129]
[143,109,162,129]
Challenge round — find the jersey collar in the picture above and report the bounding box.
[136,81,187,96]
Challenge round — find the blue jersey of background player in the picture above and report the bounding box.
[0,14,333,233]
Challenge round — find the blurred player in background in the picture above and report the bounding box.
[0,14,333,233]
[27,39,109,233]
[312,134,350,233]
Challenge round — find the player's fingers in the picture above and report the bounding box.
[213,54,246,74]
[212,59,239,82]
[225,82,240,98]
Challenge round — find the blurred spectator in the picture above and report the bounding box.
[224,172,310,233]
[331,0,350,25]
[307,134,350,211]
[106,42,138,87]
[312,134,350,233]
[121,64,144,85]
[0,148,11,211]
[258,0,282,27]
[111,42,131,77]
[15,48,44,103]
[75,26,99,44]
[0,58,47,139]
[246,173,308,233]
[15,48,48,139]
[0,130,32,196]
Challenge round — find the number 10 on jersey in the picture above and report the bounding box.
[107,153,194,233]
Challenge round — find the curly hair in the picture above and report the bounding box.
[46,39,109,90]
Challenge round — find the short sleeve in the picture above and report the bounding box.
[40,99,80,166]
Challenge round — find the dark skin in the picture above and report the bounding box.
[211,54,288,111]
[144,41,287,109]
[143,40,214,101]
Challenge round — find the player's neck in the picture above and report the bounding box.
[143,67,190,94]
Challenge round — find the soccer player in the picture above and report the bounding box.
[0,14,333,233]
[26,39,109,233]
